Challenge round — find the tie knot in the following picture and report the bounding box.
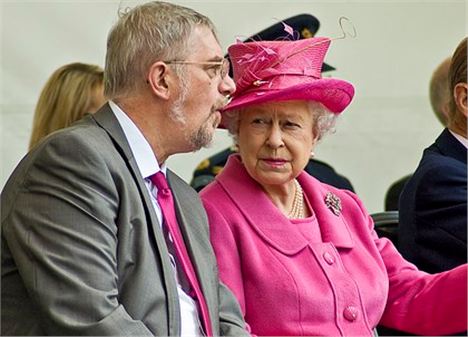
[150,171,170,193]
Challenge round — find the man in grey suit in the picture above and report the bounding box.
[1,2,249,336]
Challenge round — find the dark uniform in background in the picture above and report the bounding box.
[191,14,354,193]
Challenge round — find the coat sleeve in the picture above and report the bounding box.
[1,132,153,336]
[345,191,467,335]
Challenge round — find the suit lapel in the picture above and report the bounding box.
[167,173,212,263]
[435,128,467,164]
[167,170,219,330]
[91,104,181,335]
[169,172,211,251]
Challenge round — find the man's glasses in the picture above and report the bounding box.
[165,58,230,80]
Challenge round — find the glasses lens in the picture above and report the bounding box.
[221,59,230,79]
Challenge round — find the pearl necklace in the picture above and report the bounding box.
[287,179,304,219]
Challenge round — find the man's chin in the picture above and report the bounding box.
[189,128,215,152]
[201,128,216,148]
[201,138,214,150]
[190,139,213,153]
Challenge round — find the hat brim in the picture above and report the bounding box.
[222,78,354,114]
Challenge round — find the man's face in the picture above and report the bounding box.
[169,26,235,152]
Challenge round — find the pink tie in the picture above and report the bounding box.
[150,171,213,336]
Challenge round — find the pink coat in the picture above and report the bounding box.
[201,155,467,336]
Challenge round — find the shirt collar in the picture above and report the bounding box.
[109,100,166,178]
[449,129,468,149]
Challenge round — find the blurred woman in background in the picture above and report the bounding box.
[29,62,104,149]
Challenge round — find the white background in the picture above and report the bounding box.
[1,0,466,213]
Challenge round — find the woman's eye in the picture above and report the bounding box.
[252,118,266,125]
[284,121,301,129]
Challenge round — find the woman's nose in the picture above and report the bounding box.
[266,125,284,148]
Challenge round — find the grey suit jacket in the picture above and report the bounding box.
[1,104,248,336]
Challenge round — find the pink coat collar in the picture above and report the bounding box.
[215,155,354,255]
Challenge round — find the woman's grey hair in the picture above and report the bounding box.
[104,1,217,99]
[223,101,338,143]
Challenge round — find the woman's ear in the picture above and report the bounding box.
[147,61,171,100]
[308,135,318,159]
[311,131,320,147]
[454,82,468,118]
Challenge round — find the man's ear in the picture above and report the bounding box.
[441,102,450,123]
[147,61,171,100]
[454,82,468,118]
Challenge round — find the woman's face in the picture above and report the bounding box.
[237,100,317,188]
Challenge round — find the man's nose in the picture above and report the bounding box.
[219,75,236,97]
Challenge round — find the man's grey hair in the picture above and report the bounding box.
[223,101,338,143]
[104,1,217,99]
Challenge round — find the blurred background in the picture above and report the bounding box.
[1,0,466,213]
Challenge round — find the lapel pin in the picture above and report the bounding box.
[325,192,342,216]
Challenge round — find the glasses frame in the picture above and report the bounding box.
[164,58,230,79]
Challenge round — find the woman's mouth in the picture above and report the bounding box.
[261,158,288,168]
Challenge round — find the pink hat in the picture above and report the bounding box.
[222,37,354,114]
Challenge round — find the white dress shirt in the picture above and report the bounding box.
[449,129,468,149]
[109,101,202,336]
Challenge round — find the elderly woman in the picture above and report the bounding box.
[200,37,467,336]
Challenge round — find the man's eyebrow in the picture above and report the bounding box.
[206,56,224,62]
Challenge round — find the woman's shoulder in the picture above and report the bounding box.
[200,179,233,210]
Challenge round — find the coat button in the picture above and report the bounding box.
[323,252,335,265]
[343,305,359,322]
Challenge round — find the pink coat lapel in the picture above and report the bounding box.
[297,172,354,249]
